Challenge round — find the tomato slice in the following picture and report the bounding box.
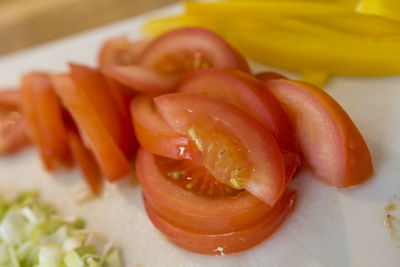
[102,65,179,95]
[137,27,250,75]
[255,71,288,81]
[264,79,373,187]
[0,90,30,154]
[178,69,298,153]
[98,36,150,68]
[51,73,132,182]
[155,93,285,206]
[69,63,137,157]
[137,147,278,234]
[143,189,296,255]
[130,95,190,159]
[68,129,103,195]
[21,73,71,169]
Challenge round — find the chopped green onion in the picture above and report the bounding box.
[0,192,123,266]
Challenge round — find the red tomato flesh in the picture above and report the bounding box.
[21,73,71,169]
[130,94,190,160]
[178,69,298,153]
[52,73,132,181]
[155,93,285,206]
[255,71,288,81]
[68,129,103,195]
[98,36,150,68]
[136,147,278,234]
[137,27,250,76]
[143,189,296,255]
[264,79,373,187]
[0,90,30,154]
[69,63,137,157]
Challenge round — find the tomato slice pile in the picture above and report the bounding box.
[0,27,374,255]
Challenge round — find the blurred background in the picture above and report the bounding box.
[0,0,178,57]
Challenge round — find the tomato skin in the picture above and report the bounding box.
[0,90,30,154]
[98,36,150,68]
[143,190,296,255]
[68,129,103,195]
[178,69,298,153]
[131,95,190,160]
[264,79,373,187]
[21,73,71,169]
[154,93,285,206]
[51,74,132,182]
[102,65,179,95]
[255,71,288,81]
[137,27,251,74]
[69,63,137,157]
[136,148,275,234]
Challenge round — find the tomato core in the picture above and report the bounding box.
[156,155,241,199]
[153,52,212,76]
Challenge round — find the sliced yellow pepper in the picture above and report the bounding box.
[357,0,400,21]
[227,29,400,76]
[185,1,352,18]
[301,14,400,36]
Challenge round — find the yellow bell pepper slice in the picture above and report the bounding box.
[185,1,353,18]
[227,29,400,76]
[301,14,400,36]
[357,0,400,21]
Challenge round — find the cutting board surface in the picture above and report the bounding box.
[0,4,399,267]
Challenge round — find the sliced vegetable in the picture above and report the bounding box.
[69,63,136,158]
[0,90,30,154]
[137,27,250,75]
[98,36,150,68]
[155,93,285,206]
[137,148,277,234]
[178,69,298,153]
[0,192,121,266]
[21,73,71,170]
[51,74,132,182]
[102,65,179,95]
[357,0,400,22]
[68,129,103,195]
[264,79,373,187]
[131,95,190,160]
[255,71,288,81]
[143,189,296,255]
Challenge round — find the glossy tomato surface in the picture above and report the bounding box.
[0,90,30,154]
[155,93,285,206]
[137,27,251,75]
[131,95,190,160]
[178,69,298,153]
[143,189,296,255]
[264,79,373,187]
[136,148,278,234]
[52,74,132,182]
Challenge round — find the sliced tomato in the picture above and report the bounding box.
[155,93,285,206]
[137,27,250,75]
[137,147,279,234]
[264,79,373,187]
[178,69,298,153]
[68,129,103,195]
[98,36,150,68]
[281,150,299,186]
[69,63,137,157]
[130,95,190,159]
[102,65,179,95]
[51,73,132,182]
[21,73,71,169]
[255,71,288,81]
[0,90,30,154]
[143,189,296,255]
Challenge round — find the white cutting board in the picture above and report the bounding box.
[0,4,399,267]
